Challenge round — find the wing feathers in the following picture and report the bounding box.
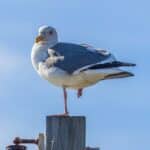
[80,61,136,72]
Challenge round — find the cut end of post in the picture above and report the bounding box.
[46,115,86,118]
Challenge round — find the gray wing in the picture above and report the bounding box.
[50,42,115,74]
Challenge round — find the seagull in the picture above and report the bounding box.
[31,25,136,116]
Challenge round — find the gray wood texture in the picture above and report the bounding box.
[38,133,45,150]
[46,116,85,150]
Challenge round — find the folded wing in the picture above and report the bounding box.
[50,42,115,74]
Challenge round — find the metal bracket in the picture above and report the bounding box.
[10,133,45,150]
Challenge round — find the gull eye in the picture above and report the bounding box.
[49,31,53,35]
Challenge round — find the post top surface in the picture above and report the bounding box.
[46,115,85,119]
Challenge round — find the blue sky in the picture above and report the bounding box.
[0,0,149,150]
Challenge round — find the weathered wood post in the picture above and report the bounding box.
[46,116,86,150]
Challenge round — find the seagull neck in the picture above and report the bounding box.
[48,41,58,47]
[37,40,57,47]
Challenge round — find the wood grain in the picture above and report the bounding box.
[46,116,86,150]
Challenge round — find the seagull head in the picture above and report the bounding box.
[35,25,58,45]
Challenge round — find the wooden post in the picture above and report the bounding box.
[46,116,86,150]
[38,133,45,150]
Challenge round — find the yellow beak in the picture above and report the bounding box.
[35,35,45,43]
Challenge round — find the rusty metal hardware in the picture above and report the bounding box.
[6,145,27,150]
[6,134,45,150]
[13,137,39,145]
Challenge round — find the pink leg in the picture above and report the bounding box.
[49,87,69,117]
[77,88,83,98]
[63,87,69,115]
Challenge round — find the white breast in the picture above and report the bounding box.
[31,44,49,71]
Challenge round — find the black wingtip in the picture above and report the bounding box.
[117,61,136,67]
[130,63,136,67]
[127,72,135,77]
[105,71,135,80]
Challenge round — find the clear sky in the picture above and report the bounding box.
[0,0,149,150]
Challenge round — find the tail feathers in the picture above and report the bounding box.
[104,71,134,80]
